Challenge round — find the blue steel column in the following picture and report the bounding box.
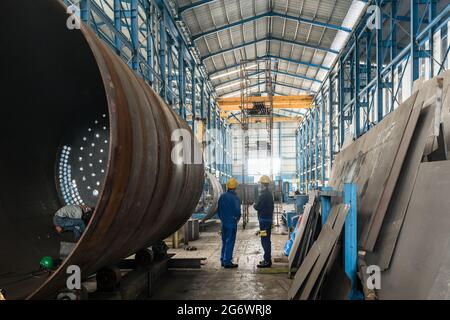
[429,0,437,78]
[339,59,345,147]
[321,90,326,185]
[130,0,139,71]
[206,96,211,171]
[390,0,397,110]
[191,65,197,131]
[302,123,305,190]
[344,183,358,299]
[354,34,361,138]
[159,9,167,101]
[200,79,205,119]
[167,41,173,104]
[366,32,373,131]
[375,0,383,123]
[113,0,121,53]
[80,0,90,24]
[299,126,304,192]
[178,44,185,118]
[320,187,332,225]
[310,116,313,190]
[145,3,154,84]
[328,77,334,164]
[315,108,319,188]
[411,0,420,83]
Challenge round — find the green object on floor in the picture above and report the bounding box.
[39,256,54,270]
[256,267,289,274]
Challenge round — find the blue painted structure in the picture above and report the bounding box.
[297,0,450,192]
[319,183,360,300]
[63,0,233,181]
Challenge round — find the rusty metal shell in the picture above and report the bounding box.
[0,0,204,299]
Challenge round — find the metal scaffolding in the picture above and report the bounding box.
[297,0,450,193]
[239,58,277,227]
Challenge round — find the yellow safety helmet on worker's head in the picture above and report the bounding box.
[226,178,239,190]
[259,175,271,185]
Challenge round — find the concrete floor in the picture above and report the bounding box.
[151,205,294,300]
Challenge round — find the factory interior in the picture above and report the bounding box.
[1,0,450,303]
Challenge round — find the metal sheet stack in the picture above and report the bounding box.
[288,71,450,299]
[329,71,450,299]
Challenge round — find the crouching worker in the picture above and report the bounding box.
[254,176,274,268]
[218,178,241,269]
[53,204,92,240]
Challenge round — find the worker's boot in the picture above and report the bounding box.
[257,261,272,268]
[224,263,238,269]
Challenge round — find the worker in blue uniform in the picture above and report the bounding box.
[254,175,274,268]
[218,178,241,269]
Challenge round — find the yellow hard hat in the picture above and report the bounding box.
[226,178,239,190]
[259,175,271,184]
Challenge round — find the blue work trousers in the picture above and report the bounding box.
[53,216,86,240]
[220,222,238,266]
[259,218,272,263]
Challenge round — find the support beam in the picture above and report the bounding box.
[227,116,302,124]
[218,80,317,96]
[215,69,321,89]
[209,54,329,79]
[159,8,167,101]
[80,0,90,23]
[411,0,420,84]
[218,95,313,111]
[191,12,350,41]
[201,37,339,62]
[130,0,139,70]
[178,0,215,14]
[113,0,121,53]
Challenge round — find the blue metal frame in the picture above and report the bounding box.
[297,0,450,193]
[219,80,317,96]
[201,37,339,63]
[209,55,330,77]
[216,70,321,88]
[191,12,351,41]
[319,183,360,300]
[64,0,234,180]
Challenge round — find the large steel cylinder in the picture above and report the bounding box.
[196,172,223,222]
[0,0,204,299]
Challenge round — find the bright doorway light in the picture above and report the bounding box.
[248,158,281,178]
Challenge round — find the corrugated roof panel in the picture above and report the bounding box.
[207,3,228,26]
[201,36,222,53]
[239,0,258,17]
[320,29,339,46]
[175,0,362,97]
[268,40,281,53]
[281,19,302,38]
[273,0,300,13]
[306,68,319,79]
[310,52,326,65]
[195,39,208,56]
[295,0,321,19]
[271,17,285,35]
[221,2,243,22]
[210,56,228,70]
[224,27,244,45]
[204,59,217,71]
[308,26,332,45]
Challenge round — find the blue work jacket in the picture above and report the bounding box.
[218,190,241,224]
[254,188,274,220]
